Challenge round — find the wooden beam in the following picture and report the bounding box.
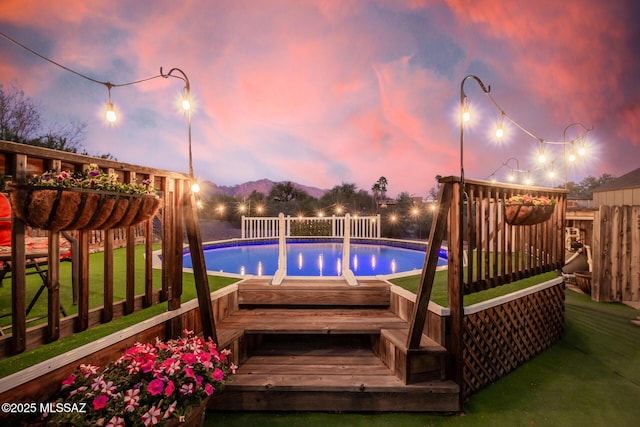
[407,182,452,349]
[184,184,217,342]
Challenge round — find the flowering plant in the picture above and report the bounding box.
[26,164,155,195]
[506,194,556,206]
[45,331,236,427]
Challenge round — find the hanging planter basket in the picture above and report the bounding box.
[7,184,161,232]
[504,203,555,226]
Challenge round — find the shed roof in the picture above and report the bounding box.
[592,168,640,193]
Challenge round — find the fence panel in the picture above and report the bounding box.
[241,215,380,239]
[593,205,640,302]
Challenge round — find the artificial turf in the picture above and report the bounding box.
[208,290,640,427]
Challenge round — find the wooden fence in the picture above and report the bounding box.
[592,205,640,302]
[0,139,206,357]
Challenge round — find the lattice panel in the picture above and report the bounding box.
[462,284,564,398]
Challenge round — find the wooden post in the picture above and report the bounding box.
[407,182,452,348]
[77,230,90,332]
[125,226,135,315]
[47,231,61,342]
[448,180,464,407]
[10,153,27,354]
[144,203,154,307]
[184,181,217,342]
[103,229,114,322]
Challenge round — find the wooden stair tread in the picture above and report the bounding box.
[217,308,408,335]
[228,350,458,393]
[237,278,391,306]
[381,328,446,353]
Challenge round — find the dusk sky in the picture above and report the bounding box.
[1,0,638,197]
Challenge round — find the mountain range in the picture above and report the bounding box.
[200,178,328,199]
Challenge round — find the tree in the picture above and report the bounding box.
[565,174,617,198]
[268,181,314,216]
[0,83,89,153]
[372,176,388,209]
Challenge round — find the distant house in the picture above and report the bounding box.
[592,167,640,206]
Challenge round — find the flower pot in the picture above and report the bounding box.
[504,204,555,226]
[574,271,592,294]
[8,185,160,231]
[165,398,210,427]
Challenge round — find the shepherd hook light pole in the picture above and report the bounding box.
[160,66,195,183]
[459,74,490,282]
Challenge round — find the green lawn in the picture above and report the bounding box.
[0,246,237,377]
[208,290,640,427]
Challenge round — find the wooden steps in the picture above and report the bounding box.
[209,278,460,412]
[237,278,390,306]
[208,335,459,412]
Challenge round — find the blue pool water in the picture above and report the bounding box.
[183,242,447,277]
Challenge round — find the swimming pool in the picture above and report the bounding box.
[183,240,447,277]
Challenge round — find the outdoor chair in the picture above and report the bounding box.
[0,193,71,331]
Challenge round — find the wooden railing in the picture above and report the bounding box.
[407,176,567,406]
[0,139,201,357]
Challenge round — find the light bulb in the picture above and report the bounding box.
[191,182,200,193]
[105,102,117,123]
[495,127,504,138]
[182,98,190,111]
[578,147,586,156]
[508,174,515,182]
[569,153,576,162]
[462,110,470,122]
[538,153,546,164]
[549,170,556,178]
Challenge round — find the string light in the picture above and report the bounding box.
[495,112,505,139]
[537,143,546,164]
[105,83,117,123]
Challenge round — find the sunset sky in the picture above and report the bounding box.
[1,0,638,197]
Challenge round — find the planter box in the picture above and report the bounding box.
[504,204,554,226]
[8,185,160,231]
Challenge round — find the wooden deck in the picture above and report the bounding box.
[208,278,459,412]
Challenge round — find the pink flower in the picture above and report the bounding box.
[180,383,194,396]
[204,383,214,396]
[79,364,100,378]
[93,394,108,410]
[212,368,225,381]
[184,367,196,379]
[69,386,88,397]
[147,378,164,396]
[142,406,161,426]
[165,380,175,397]
[163,401,177,419]
[106,415,125,427]
[61,374,75,389]
[159,357,180,375]
[180,352,197,365]
[124,388,141,412]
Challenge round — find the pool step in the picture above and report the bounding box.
[237,278,391,307]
